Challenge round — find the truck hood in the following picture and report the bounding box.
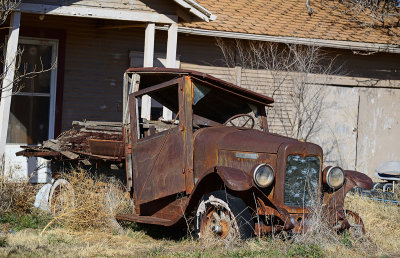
[194,126,298,154]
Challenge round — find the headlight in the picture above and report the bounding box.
[324,166,345,189]
[253,164,274,188]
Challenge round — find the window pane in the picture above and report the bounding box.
[15,44,53,93]
[7,95,50,144]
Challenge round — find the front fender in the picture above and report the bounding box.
[344,170,373,192]
[323,170,373,226]
[215,166,253,191]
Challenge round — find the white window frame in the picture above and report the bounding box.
[6,36,58,144]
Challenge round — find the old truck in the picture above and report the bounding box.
[19,67,373,239]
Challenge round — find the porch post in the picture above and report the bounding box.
[0,11,21,164]
[163,23,178,121]
[141,22,155,120]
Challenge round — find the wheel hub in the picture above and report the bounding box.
[203,207,232,239]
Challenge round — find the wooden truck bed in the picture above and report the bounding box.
[17,120,124,162]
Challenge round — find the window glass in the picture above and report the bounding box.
[15,44,53,93]
[6,40,54,144]
[7,96,50,144]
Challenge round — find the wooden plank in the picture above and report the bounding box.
[43,140,79,159]
[72,120,122,127]
[141,23,155,121]
[163,23,178,121]
[84,125,122,132]
[15,150,60,157]
[19,3,177,24]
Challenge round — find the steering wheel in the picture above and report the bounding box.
[223,114,255,129]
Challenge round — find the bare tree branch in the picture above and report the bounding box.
[319,0,400,39]
[0,0,19,25]
[216,38,340,142]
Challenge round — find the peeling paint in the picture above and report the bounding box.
[384,118,394,130]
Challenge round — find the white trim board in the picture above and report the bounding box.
[173,0,216,22]
[19,3,178,24]
[0,11,20,157]
[156,26,400,54]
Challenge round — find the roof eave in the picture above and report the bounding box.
[173,0,216,22]
[170,27,400,54]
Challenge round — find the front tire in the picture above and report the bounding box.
[195,190,254,240]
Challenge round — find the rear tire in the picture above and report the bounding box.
[49,178,74,216]
[195,190,254,240]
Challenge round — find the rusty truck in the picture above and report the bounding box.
[19,68,373,240]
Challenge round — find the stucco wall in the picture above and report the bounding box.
[357,88,400,178]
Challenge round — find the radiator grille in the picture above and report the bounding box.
[284,155,320,207]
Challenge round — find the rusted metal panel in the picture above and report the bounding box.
[218,150,277,176]
[116,214,172,225]
[275,142,324,214]
[322,169,372,228]
[88,139,123,157]
[215,166,253,191]
[132,128,186,205]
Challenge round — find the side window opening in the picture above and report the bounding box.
[192,80,263,130]
[136,84,180,140]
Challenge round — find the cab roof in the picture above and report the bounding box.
[126,67,274,106]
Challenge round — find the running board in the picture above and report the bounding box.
[116,214,172,225]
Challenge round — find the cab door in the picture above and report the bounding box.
[129,77,190,209]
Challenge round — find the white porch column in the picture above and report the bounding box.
[163,23,178,121]
[0,11,21,163]
[141,22,155,120]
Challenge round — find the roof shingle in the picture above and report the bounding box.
[182,0,400,45]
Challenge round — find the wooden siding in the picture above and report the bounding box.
[14,16,400,178]
[22,0,176,14]
[240,69,294,135]
[19,14,170,131]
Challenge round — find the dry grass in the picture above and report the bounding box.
[0,168,399,257]
[0,171,37,215]
[345,191,400,256]
[43,168,133,233]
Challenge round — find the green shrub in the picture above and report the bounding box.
[0,212,51,231]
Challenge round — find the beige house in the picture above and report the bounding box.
[0,0,399,181]
[0,0,215,182]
